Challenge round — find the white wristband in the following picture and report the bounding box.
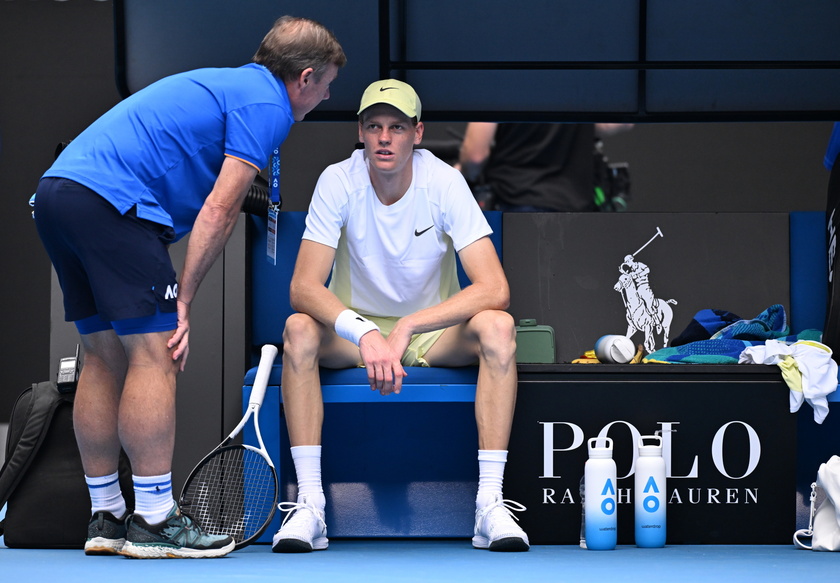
[334,309,379,346]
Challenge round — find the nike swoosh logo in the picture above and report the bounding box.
[379,86,398,92]
[414,225,434,237]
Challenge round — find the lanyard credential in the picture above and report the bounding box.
[267,146,282,265]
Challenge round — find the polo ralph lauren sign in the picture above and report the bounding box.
[505,365,796,544]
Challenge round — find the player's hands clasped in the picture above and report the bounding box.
[359,330,407,396]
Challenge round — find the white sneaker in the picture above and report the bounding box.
[271,494,328,553]
[472,494,530,552]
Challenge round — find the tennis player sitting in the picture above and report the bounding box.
[271,79,530,553]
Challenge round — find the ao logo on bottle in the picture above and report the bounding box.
[640,476,661,512]
[601,479,617,515]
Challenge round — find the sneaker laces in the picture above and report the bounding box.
[162,509,215,546]
[476,497,527,534]
[277,499,327,532]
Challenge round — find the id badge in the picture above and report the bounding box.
[267,204,278,265]
[267,145,282,265]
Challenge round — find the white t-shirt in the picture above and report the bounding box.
[303,148,492,318]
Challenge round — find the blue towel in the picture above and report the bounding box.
[670,308,742,346]
[645,329,822,364]
[710,304,789,341]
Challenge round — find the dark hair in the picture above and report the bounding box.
[253,16,346,82]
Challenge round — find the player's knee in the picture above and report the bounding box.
[474,310,516,353]
[282,313,322,357]
[477,309,515,335]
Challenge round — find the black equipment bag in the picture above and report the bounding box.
[0,381,132,548]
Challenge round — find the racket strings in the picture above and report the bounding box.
[181,447,277,542]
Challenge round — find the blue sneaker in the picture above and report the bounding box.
[85,511,127,555]
[120,504,235,559]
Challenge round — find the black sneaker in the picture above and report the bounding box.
[85,511,127,555]
[120,504,235,559]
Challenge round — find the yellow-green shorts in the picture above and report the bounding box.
[365,315,446,367]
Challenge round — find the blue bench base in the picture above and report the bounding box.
[243,364,481,543]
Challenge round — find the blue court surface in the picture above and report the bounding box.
[1,541,837,583]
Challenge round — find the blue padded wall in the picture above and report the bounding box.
[789,211,827,333]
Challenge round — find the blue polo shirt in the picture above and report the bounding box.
[43,63,294,240]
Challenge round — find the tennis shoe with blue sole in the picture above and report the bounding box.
[272,494,328,553]
[472,494,530,552]
[85,511,127,555]
[120,504,235,559]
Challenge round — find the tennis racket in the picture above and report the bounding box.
[179,343,279,549]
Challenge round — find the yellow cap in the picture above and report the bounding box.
[357,79,421,121]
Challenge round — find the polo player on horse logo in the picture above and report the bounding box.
[613,229,677,353]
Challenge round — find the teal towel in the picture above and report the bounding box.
[645,329,822,364]
[645,339,753,363]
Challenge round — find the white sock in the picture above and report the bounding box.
[477,450,508,509]
[85,472,127,519]
[291,445,325,509]
[133,472,175,524]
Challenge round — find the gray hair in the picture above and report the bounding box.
[253,16,346,82]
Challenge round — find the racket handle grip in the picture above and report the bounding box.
[250,344,279,407]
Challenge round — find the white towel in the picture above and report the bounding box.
[739,340,838,424]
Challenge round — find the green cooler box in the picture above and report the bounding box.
[515,319,555,363]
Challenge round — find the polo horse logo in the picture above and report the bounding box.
[613,228,678,353]
[614,271,677,353]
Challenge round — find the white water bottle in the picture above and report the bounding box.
[635,435,666,548]
[584,437,617,550]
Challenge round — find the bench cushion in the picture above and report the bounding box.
[243,365,479,403]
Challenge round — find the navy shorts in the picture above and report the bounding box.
[34,177,179,336]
